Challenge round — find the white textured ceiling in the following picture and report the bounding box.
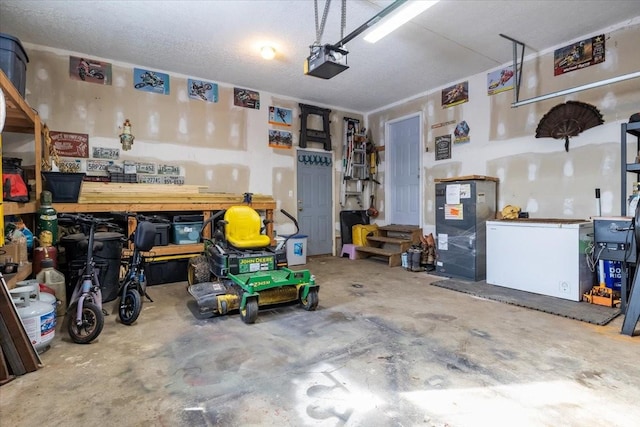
[1,0,639,113]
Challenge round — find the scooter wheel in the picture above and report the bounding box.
[68,301,104,344]
[119,288,142,325]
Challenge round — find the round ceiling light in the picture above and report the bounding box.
[261,46,276,60]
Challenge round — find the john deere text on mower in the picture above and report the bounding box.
[187,205,318,324]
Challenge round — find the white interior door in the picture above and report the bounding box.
[387,115,421,225]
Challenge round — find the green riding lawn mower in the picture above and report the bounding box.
[187,205,319,324]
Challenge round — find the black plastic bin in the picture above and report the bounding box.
[42,172,85,203]
[339,210,370,245]
[59,231,124,303]
[145,255,191,285]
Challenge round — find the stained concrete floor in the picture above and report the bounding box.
[1,255,639,427]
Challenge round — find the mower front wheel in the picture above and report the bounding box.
[188,255,210,286]
[301,288,319,311]
[240,298,258,324]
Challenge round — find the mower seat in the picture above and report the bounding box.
[224,205,271,249]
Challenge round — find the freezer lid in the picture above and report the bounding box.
[486,219,592,229]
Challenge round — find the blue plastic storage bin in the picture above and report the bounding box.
[0,33,29,97]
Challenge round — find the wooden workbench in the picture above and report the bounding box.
[53,182,277,257]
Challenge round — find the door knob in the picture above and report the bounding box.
[298,200,303,211]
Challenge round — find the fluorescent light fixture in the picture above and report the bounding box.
[364,0,440,43]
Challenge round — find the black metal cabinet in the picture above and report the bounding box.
[434,179,497,281]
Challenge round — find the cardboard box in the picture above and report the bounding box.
[0,241,27,264]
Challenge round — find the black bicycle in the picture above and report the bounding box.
[59,213,118,343]
[117,213,164,325]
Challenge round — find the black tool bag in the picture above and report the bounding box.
[2,157,29,202]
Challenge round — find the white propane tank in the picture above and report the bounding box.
[10,285,56,353]
[17,279,58,314]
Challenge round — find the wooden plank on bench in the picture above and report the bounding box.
[355,246,402,267]
[378,225,421,233]
[367,236,411,244]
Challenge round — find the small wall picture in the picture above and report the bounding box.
[133,68,170,94]
[188,78,218,102]
[441,81,469,108]
[269,129,293,149]
[487,66,514,95]
[69,56,112,85]
[268,106,293,127]
[234,87,260,109]
[454,121,470,144]
[435,134,452,160]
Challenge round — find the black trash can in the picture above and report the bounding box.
[59,231,124,303]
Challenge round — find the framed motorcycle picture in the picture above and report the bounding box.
[133,68,170,95]
[69,56,112,85]
[268,106,293,127]
[188,79,218,102]
[234,87,260,109]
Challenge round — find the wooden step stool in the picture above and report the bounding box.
[355,224,422,267]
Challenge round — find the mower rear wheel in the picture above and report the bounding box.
[188,255,210,286]
[240,298,258,324]
[301,288,319,311]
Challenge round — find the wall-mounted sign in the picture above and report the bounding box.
[188,78,218,102]
[157,164,182,175]
[268,106,293,127]
[49,131,89,158]
[487,66,514,95]
[454,121,470,144]
[133,68,170,94]
[269,129,293,149]
[69,56,112,85]
[554,34,605,76]
[137,174,184,184]
[442,81,468,108]
[431,120,456,130]
[435,134,451,160]
[92,147,120,160]
[135,162,157,174]
[234,87,260,109]
[86,159,113,175]
[57,159,83,173]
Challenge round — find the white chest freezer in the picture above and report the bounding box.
[486,219,595,301]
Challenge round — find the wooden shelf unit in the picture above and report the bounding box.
[1,70,43,217]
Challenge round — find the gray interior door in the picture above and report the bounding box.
[388,115,421,225]
[296,150,333,255]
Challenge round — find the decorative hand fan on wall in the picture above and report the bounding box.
[535,101,604,152]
